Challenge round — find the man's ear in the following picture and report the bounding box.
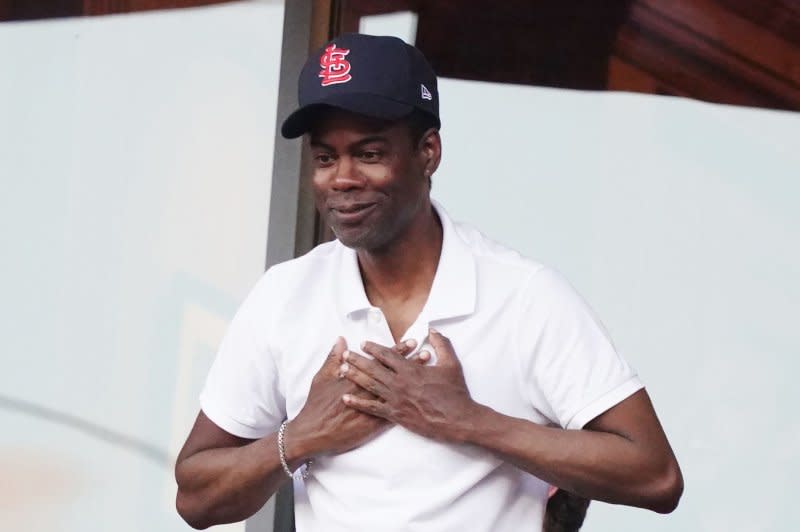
[418,128,442,179]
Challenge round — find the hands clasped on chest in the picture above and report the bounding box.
[284,328,480,463]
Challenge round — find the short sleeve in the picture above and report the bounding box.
[199,272,286,439]
[515,267,643,430]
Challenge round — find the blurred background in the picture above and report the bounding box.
[1,1,798,531]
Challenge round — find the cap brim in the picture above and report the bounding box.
[280,92,415,139]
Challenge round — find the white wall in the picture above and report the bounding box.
[433,82,799,531]
[0,2,284,530]
[363,14,800,532]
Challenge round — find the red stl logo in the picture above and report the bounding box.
[319,44,352,86]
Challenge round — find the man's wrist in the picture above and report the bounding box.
[280,420,317,469]
[451,401,495,444]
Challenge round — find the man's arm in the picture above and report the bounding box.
[174,412,298,529]
[175,338,423,529]
[340,331,683,513]
[464,388,682,513]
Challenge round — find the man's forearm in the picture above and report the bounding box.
[340,334,682,514]
[175,338,411,529]
[460,402,682,513]
[175,432,311,529]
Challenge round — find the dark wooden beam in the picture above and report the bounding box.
[717,0,800,47]
[82,0,237,16]
[0,0,237,20]
[338,0,800,112]
[0,0,83,21]
[614,0,800,110]
[414,0,633,90]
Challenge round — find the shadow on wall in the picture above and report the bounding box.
[0,393,171,467]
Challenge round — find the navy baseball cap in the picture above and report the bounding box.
[280,33,440,139]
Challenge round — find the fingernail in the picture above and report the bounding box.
[343,350,350,360]
[429,327,439,335]
[340,363,349,373]
[420,350,430,360]
[342,394,351,403]
[404,339,417,348]
[360,341,367,350]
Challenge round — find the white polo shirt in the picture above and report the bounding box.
[200,201,643,532]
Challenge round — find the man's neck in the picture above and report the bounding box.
[356,203,443,308]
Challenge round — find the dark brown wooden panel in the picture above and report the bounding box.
[641,0,800,86]
[615,0,800,110]
[414,0,633,89]
[339,0,800,112]
[608,56,689,97]
[0,0,235,20]
[338,0,634,89]
[717,0,800,46]
[82,0,236,16]
[0,0,83,20]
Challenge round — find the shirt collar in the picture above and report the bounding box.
[335,200,477,323]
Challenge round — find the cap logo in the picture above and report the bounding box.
[421,84,432,101]
[319,44,352,87]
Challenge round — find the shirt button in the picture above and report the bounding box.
[368,309,383,324]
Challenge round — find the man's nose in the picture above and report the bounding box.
[331,156,365,190]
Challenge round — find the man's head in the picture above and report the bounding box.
[307,107,440,251]
[281,34,442,252]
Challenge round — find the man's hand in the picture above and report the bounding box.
[340,329,477,443]
[341,330,682,514]
[173,337,425,529]
[288,337,423,458]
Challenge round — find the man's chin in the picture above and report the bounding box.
[332,227,372,250]
[333,226,388,252]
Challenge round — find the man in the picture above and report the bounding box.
[175,33,683,531]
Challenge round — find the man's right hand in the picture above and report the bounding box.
[174,336,425,528]
[286,337,419,459]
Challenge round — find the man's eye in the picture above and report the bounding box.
[315,154,334,165]
[359,151,382,162]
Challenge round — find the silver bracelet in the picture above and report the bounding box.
[278,420,313,480]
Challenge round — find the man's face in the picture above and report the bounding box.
[309,109,433,252]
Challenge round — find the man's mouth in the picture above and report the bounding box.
[330,202,377,224]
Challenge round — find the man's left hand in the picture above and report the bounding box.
[340,329,479,443]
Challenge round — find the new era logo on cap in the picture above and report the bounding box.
[421,84,432,101]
